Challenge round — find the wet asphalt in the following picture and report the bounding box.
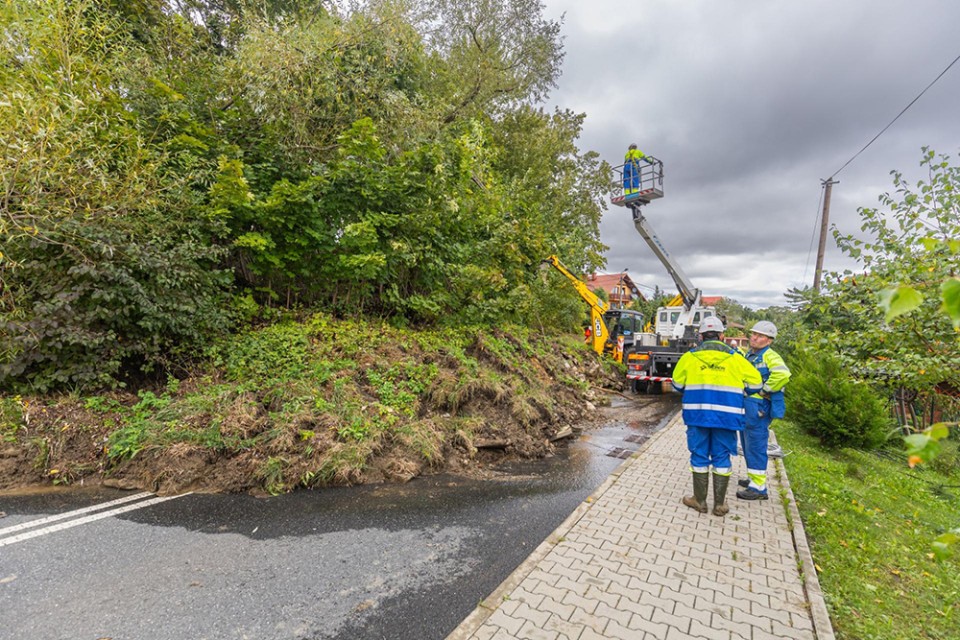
[0,396,678,640]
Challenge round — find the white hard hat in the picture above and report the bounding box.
[699,316,725,333]
[750,320,778,338]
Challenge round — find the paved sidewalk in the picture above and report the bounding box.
[448,413,835,640]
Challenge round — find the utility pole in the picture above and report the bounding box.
[813,178,837,293]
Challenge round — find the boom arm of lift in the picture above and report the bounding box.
[542,255,611,356]
[628,204,703,339]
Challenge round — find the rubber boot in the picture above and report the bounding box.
[712,474,730,516]
[682,472,709,513]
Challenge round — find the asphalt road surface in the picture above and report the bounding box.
[0,397,676,640]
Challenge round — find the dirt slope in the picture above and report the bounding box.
[1,323,643,495]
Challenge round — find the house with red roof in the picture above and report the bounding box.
[586,273,646,308]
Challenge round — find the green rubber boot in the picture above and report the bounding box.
[682,472,709,513]
[712,473,730,516]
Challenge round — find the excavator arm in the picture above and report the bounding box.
[542,255,611,356]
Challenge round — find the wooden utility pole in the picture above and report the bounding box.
[813,178,837,293]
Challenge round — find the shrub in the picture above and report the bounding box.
[787,347,892,449]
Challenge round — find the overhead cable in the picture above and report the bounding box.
[831,52,960,179]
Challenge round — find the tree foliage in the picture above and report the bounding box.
[0,0,606,391]
[791,149,960,430]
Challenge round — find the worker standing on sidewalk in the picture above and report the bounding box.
[672,317,762,516]
[736,321,791,501]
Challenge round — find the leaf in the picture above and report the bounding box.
[929,422,950,441]
[940,278,960,327]
[879,285,924,323]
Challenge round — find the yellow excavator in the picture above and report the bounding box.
[542,255,644,363]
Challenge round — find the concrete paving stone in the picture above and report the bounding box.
[558,547,596,567]
[517,619,561,640]
[577,628,616,640]
[560,591,600,616]
[712,609,757,638]
[753,628,797,640]
[612,594,653,620]
[752,603,794,627]
[679,575,734,601]
[472,626,515,640]
[604,619,649,640]
[728,584,772,609]
[484,609,525,637]
[789,610,815,631]
[690,618,732,640]
[529,580,569,603]
[746,578,805,602]
[548,548,577,569]
[595,600,636,629]
[510,586,547,610]
[549,562,585,584]
[582,581,621,603]
[651,605,691,633]
[534,595,577,623]
[646,570,687,592]
[589,555,630,575]
[635,588,677,614]
[692,594,729,618]
[771,619,816,640]
[729,606,776,633]
[579,574,610,591]
[659,584,698,609]
[543,616,588,640]
[617,573,660,597]
[555,575,591,597]
[528,567,565,587]
[576,562,603,580]
[595,566,634,591]
[666,625,712,640]
[567,607,609,635]
[626,613,671,637]
[498,596,523,616]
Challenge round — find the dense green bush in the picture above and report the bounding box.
[787,347,893,449]
[0,0,606,392]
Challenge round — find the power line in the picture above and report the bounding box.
[831,52,960,179]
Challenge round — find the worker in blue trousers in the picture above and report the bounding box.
[737,321,791,500]
[673,317,763,516]
[622,143,653,195]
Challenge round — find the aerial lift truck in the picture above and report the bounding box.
[610,157,718,391]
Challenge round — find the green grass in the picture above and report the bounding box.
[777,420,960,640]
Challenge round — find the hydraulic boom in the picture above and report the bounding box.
[628,203,703,339]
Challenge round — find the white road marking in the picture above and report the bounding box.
[0,493,192,548]
[0,491,152,537]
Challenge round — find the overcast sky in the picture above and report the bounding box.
[539,0,960,308]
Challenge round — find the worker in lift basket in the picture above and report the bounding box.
[622,143,654,195]
[672,317,762,516]
[736,321,791,501]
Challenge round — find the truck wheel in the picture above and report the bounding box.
[633,380,650,394]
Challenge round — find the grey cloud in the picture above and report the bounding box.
[542,0,960,306]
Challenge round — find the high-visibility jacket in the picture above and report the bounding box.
[672,341,763,430]
[622,148,649,191]
[740,345,790,419]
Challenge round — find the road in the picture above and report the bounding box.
[0,396,677,640]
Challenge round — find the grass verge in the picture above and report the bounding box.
[776,420,960,640]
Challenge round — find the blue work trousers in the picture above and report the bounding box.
[686,425,738,474]
[740,397,773,489]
